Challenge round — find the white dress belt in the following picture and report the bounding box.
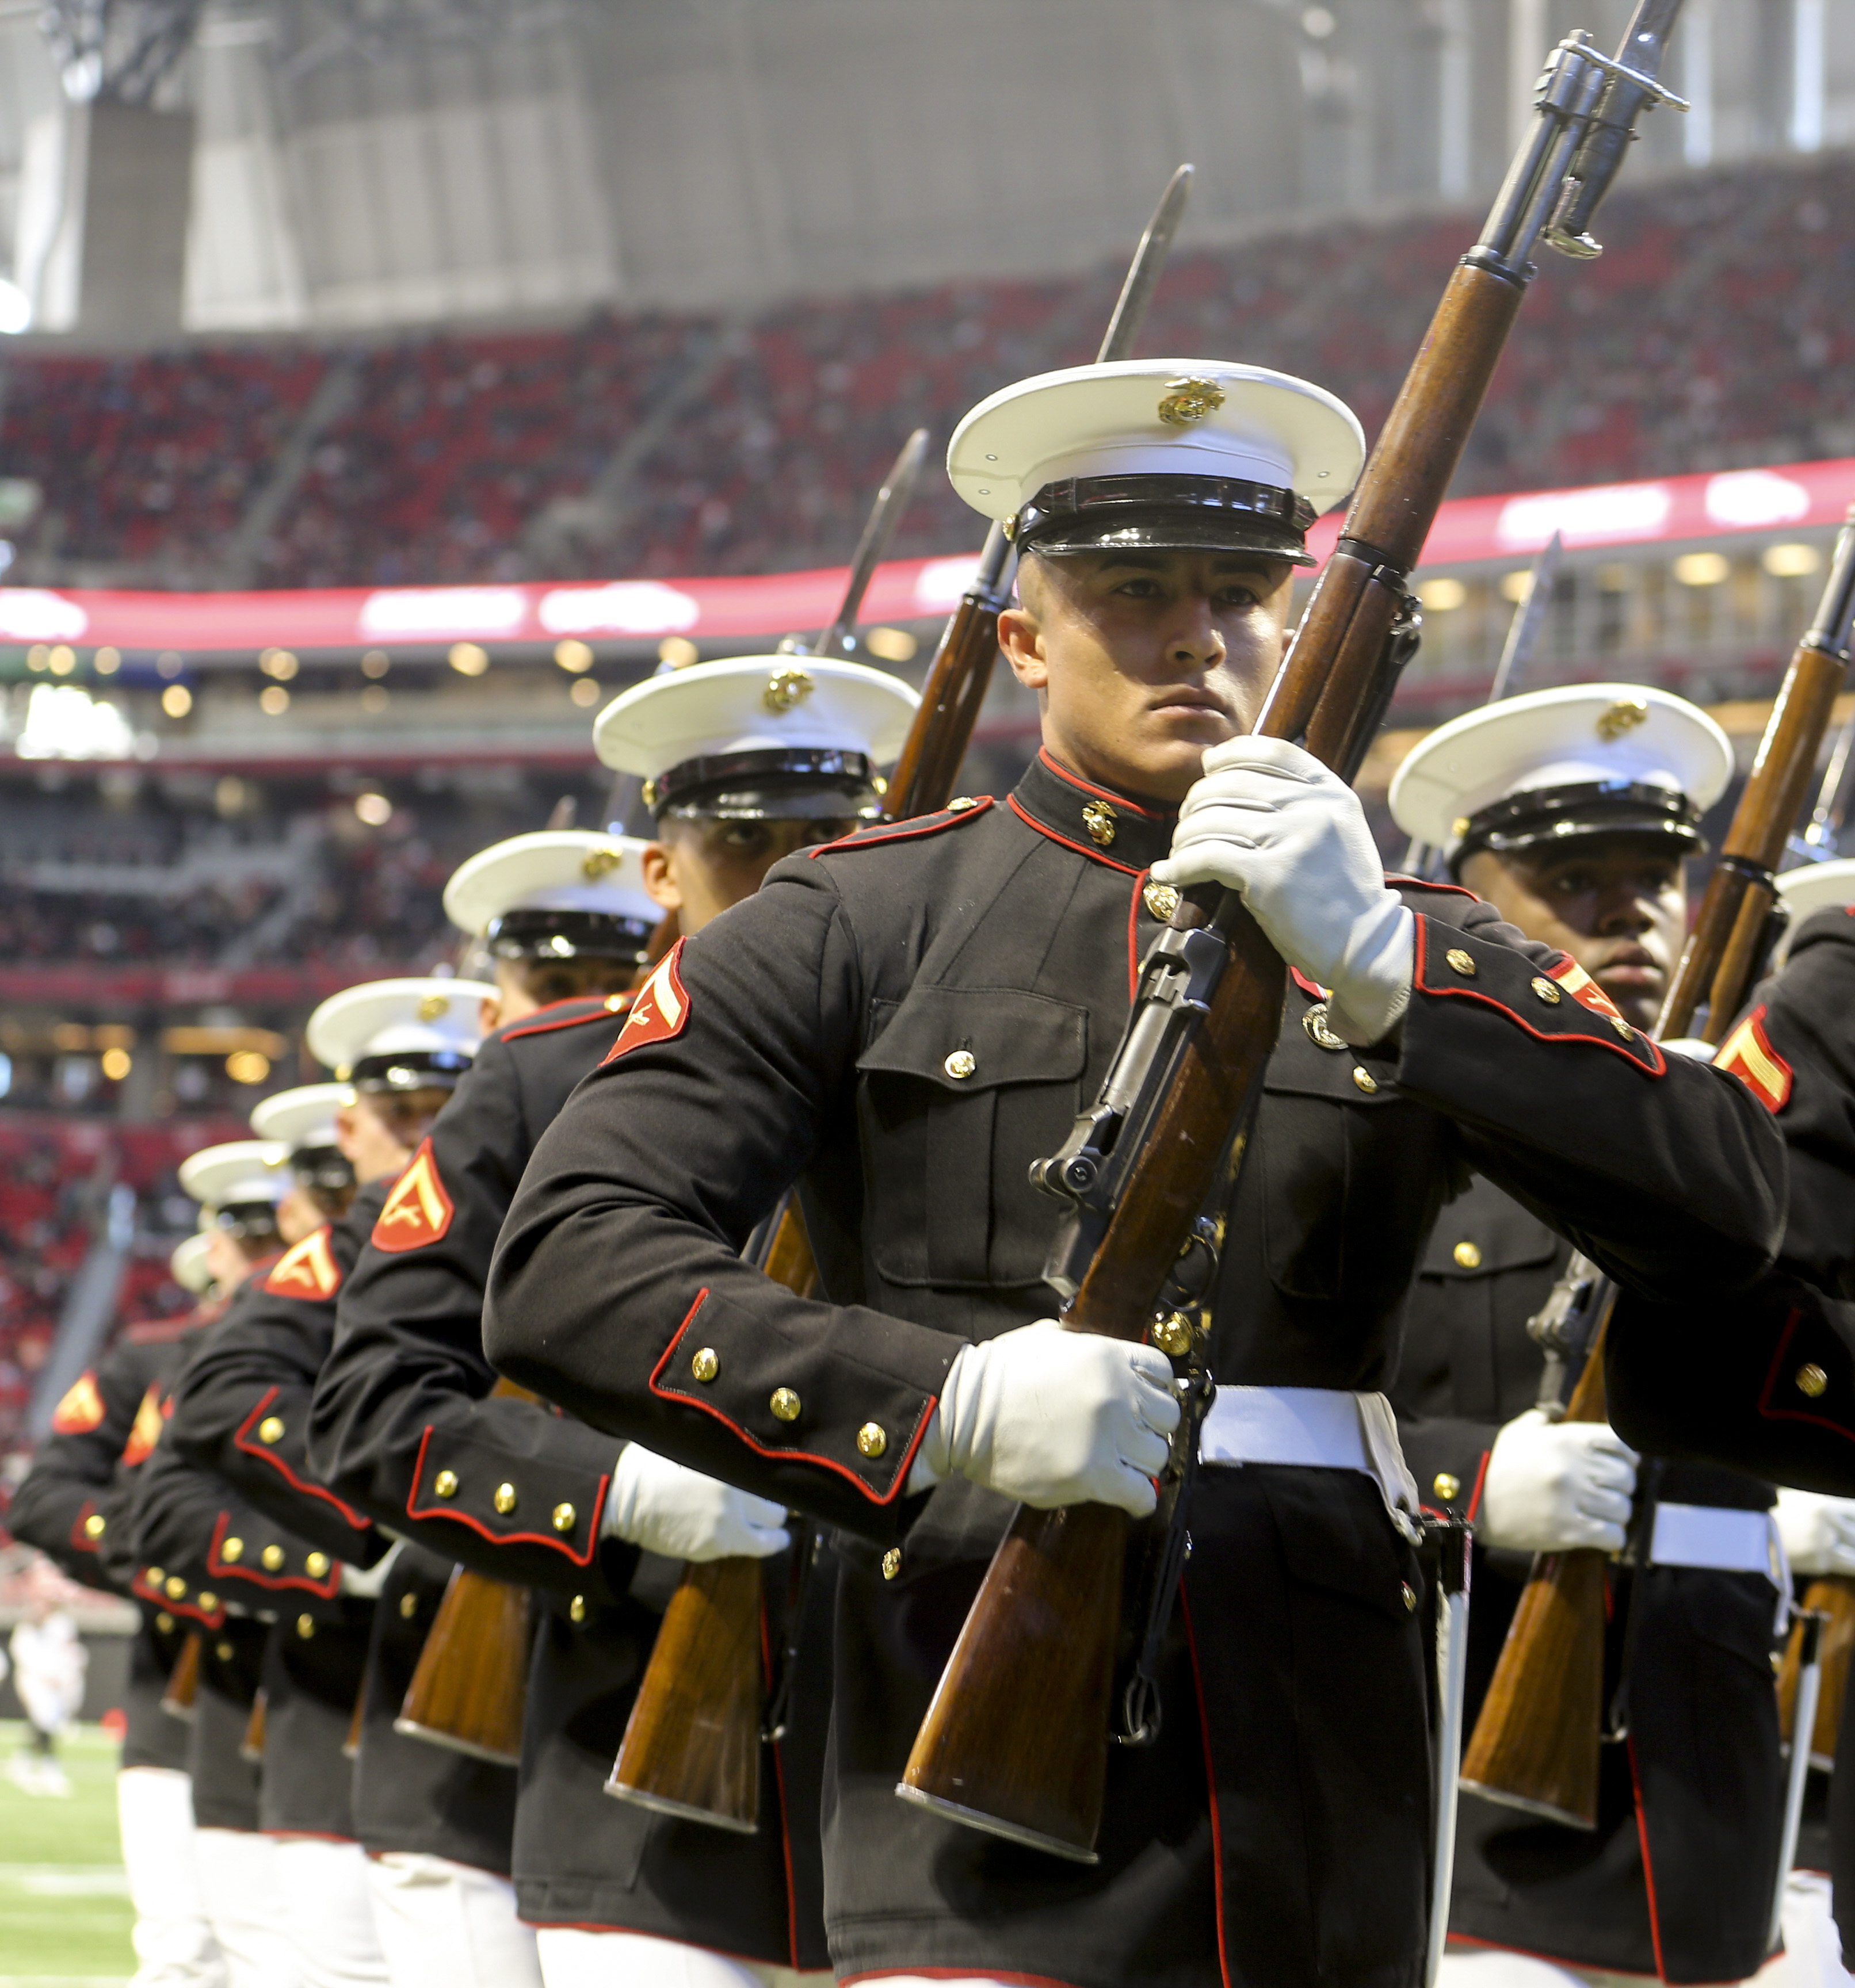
[1648,1500,1789,1630]
[1199,1384,1423,1541]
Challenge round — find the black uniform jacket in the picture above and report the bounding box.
[483,751,1785,1988]
[315,992,831,1967]
[1610,907,1855,1485]
[1395,1172,1782,1985]
[164,1184,391,1567]
[146,1177,523,1865]
[10,1309,213,1773]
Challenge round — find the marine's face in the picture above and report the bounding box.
[998,548,1294,805]
[277,1184,325,1247]
[337,1088,452,1186]
[1459,835,1687,1031]
[203,1225,258,1291]
[642,816,860,933]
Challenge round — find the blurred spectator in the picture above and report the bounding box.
[7,1559,87,1796]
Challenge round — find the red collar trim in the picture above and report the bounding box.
[1036,747,1171,821]
[1006,793,1143,875]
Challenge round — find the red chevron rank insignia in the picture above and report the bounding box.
[1545,957,1628,1024]
[603,940,690,1064]
[371,1141,455,1253]
[121,1385,164,1467]
[264,1228,342,1300]
[1713,1003,1792,1114]
[51,1371,105,1435]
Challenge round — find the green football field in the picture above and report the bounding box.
[0,1721,132,1986]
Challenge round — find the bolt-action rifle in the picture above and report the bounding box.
[896,2,1691,1863]
[603,168,1198,1830]
[1461,505,1855,1829]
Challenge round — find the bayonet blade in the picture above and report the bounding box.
[814,426,933,659]
[1097,163,1193,365]
[1487,531,1562,705]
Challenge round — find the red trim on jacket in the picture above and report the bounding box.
[1181,1585,1234,1988]
[232,1388,373,1532]
[1036,747,1171,821]
[1411,917,1666,1075]
[647,1289,937,1506]
[1464,1448,1493,1525]
[1127,874,1146,1004]
[68,1500,102,1555]
[1626,1731,1667,1981]
[130,1566,227,1628]
[807,796,995,856]
[502,995,631,1042]
[1006,794,1142,876]
[402,1424,609,1565]
[205,1508,342,1597]
[1757,1308,1855,1444]
[1385,872,1478,900]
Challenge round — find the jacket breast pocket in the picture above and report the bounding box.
[856,984,1088,1291]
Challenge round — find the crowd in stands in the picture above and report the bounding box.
[0,1121,220,1458]
[0,764,609,973]
[2,151,1850,589]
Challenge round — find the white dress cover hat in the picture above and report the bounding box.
[250,1082,350,1154]
[306,977,495,1089]
[442,832,658,958]
[178,1140,289,1214]
[947,359,1364,561]
[594,655,918,821]
[1390,683,1733,871]
[1773,857,1855,965]
[170,1229,216,1296]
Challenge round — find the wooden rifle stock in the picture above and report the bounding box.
[1780,1576,1855,1768]
[605,1207,819,1830]
[343,1665,367,1759]
[240,1688,266,1763]
[395,1376,539,1765]
[1463,506,1855,1823]
[1458,1318,1613,1827]
[161,1630,202,1721]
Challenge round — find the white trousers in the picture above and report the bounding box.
[1757,1871,1855,1985]
[364,1850,543,1988]
[117,1767,227,1988]
[193,1824,301,1988]
[273,1837,392,1986]
[533,1928,829,1988]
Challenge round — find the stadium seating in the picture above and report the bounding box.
[2,152,1849,590]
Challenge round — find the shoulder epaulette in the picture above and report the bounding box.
[1387,873,1478,901]
[502,993,631,1042]
[808,795,995,859]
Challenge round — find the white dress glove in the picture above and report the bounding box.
[1776,1487,1855,1577]
[1151,736,1414,1046]
[338,1539,401,1599]
[1478,1408,1640,1554]
[601,1445,791,1562]
[909,1319,1181,1517]
[1661,1038,1717,1062]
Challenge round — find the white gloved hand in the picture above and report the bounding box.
[338,1539,401,1599]
[910,1319,1181,1517]
[1776,1487,1855,1576]
[1151,736,1414,1046]
[601,1445,791,1562]
[1478,1408,1640,1554]
[1661,1037,1717,1062]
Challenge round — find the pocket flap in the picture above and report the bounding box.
[859,985,1088,1092]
